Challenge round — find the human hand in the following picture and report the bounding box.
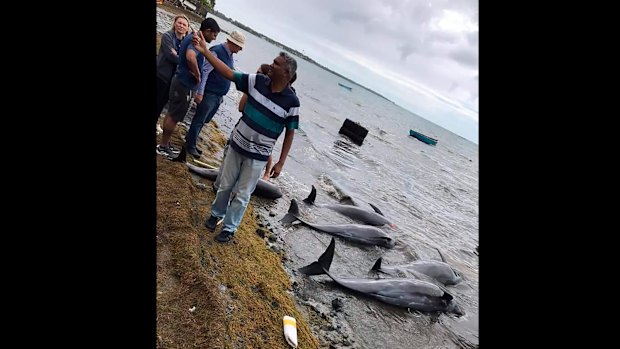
[270,162,284,178]
[192,30,208,54]
[171,48,177,56]
[195,94,203,104]
[258,64,271,74]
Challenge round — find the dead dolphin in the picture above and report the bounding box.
[370,255,463,286]
[186,163,282,199]
[299,238,464,316]
[281,199,395,248]
[303,185,395,227]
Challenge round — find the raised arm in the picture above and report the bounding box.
[196,52,216,98]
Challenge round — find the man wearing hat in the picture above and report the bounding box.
[185,30,246,158]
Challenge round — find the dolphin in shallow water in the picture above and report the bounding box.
[370,256,463,286]
[186,163,283,199]
[299,238,464,316]
[281,199,395,248]
[303,185,395,227]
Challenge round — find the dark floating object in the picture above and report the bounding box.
[339,118,368,146]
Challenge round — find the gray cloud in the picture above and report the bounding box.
[466,31,479,46]
[427,30,460,45]
[214,0,479,126]
[450,48,478,68]
[332,11,371,25]
[398,43,416,61]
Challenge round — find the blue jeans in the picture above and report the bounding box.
[210,147,267,233]
[185,92,223,151]
[213,143,229,189]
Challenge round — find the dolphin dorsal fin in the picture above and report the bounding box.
[280,199,302,224]
[435,248,446,263]
[299,237,335,275]
[303,185,317,204]
[371,257,383,271]
[318,237,336,271]
[368,202,384,216]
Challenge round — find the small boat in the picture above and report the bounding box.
[338,82,353,91]
[409,129,438,146]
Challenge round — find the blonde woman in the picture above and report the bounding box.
[155,15,190,125]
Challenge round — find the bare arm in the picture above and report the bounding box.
[193,31,235,81]
[262,155,273,180]
[186,48,201,83]
[270,129,295,178]
[238,94,248,112]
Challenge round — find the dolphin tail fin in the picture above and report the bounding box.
[303,185,317,204]
[280,199,301,224]
[371,257,383,271]
[368,202,384,216]
[170,146,187,163]
[298,237,335,275]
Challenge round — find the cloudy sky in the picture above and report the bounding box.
[215,0,479,143]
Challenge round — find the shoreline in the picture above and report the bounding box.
[155,4,323,341]
[156,119,322,348]
[156,4,361,348]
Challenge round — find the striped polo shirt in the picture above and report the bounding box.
[230,71,300,161]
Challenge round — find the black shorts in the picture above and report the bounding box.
[167,75,192,122]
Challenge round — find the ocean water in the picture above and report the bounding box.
[158,8,478,348]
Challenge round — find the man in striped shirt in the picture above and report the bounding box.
[193,31,300,243]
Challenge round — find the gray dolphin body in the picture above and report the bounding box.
[303,185,395,227]
[371,257,463,286]
[299,238,464,316]
[281,199,395,248]
[186,163,283,199]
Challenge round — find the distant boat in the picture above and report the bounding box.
[338,82,353,91]
[409,129,438,146]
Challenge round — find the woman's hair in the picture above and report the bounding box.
[171,15,190,32]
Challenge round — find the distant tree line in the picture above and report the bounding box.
[210,9,393,103]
